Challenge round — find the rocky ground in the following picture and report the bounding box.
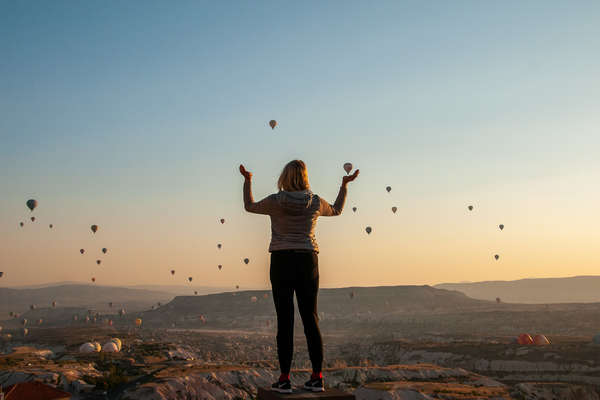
[2,328,600,399]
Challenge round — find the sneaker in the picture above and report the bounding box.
[303,377,324,392]
[272,379,292,393]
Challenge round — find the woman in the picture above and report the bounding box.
[240,160,359,393]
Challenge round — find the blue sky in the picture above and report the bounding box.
[1,1,599,287]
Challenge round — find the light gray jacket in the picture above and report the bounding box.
[243,180,347,252]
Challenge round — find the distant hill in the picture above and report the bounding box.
[435,275,600,303]
[0,284,174,317]
[138,285,491,329]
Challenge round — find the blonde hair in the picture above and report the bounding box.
[278,160,310,192]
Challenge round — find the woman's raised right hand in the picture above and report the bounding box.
[342,169,359,186]
[239,164,252,180]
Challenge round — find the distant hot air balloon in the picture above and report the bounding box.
[91,277,96,283]
[135,318,142,328]
[194,291,198,295]
[30,216,36,222]
[96,260,101,265]
[391,207,397,214]
[108,302,113,308]
[518,333,534,345]
[102,248,107,254]
[499,224,504,231]
[29,304,35,310]
[468,205,473,211]
[494,254,500,261]
[243,258,249,265]
[26,199,37,211]
[157,302,161,306]
[23,328,28,336]
[52,300,57,307]
[269,120,277,129]
[19,222,24,227]
[171,269,175,275]
[21,318,27,326]
[496,297,501,304]
[37,318,43,325]
[0,272,3,278]
[533,334,550,346]
[218,265,222,270]
[119,308,126,317]
[91,225,98,233]
[352,207,357,213]
[343,163,353,175]
[236,285,239,290]
[350,291,355,299]
[188,277,193,282]
[217,243,222,249]
[386,186,392,193]
[220,218,225,224]
[49,224,53,229]
[250,296,258,303]
[365,226,372,235]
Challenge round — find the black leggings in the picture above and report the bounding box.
[270,250,322,375]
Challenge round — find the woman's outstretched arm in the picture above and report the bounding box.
[240,164,276,215]
[320,169,360,216]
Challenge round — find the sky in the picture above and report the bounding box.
[1,1,599,289]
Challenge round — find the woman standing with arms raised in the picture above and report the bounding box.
[240,160,359,393]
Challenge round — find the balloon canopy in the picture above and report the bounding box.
[26,199,38,211]
[533,334,550,346]
[269,120,277,129]
[386,186,392,193]
[91,225,98,233]
[365,226,372,234]
[517,333,534,345]
[243,258,250,265]
[343,163,353,174]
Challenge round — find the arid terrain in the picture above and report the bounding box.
[3,284,600,399]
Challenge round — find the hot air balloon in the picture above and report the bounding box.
[0,272,3,278]
[494,254,500,261]
[119,308,125,317]
[23,328,28,336]
[517,333,534,345]
[157,302,161,306]
[350,291,355,299]
[188,277,193,282]
[91,225,98,233]
[26,199,37,211]
[217,243,222,249]
[496,297,501,304]
[220,218,225,224]
[236,285,239,290]
[91,277,96,283]
[52,300,57,308]
[80,249,85,254]
[96,260,101,265]
[343,163,353,174]
[29,304,35,310]
[171,269,175,275]
[352,207,357,213]
[135,318,142,328]
[218,265,222,270]
[30,216,36,222]
[533,334,550,346]
[468,205,473,211]
[49,224,53,229]
[19,222,24,227]
[391,207,397,214]
[102,248,107,254]
[21,319,27,326]
[269,120,277,129]
[250,296,258,303]
[37,318,43,325]
[243,258,249,265]
[386,186,392,193]
[499,224,504,231]
[365,226,372,234]
[194,291,198,295]
[108,302,113,308]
